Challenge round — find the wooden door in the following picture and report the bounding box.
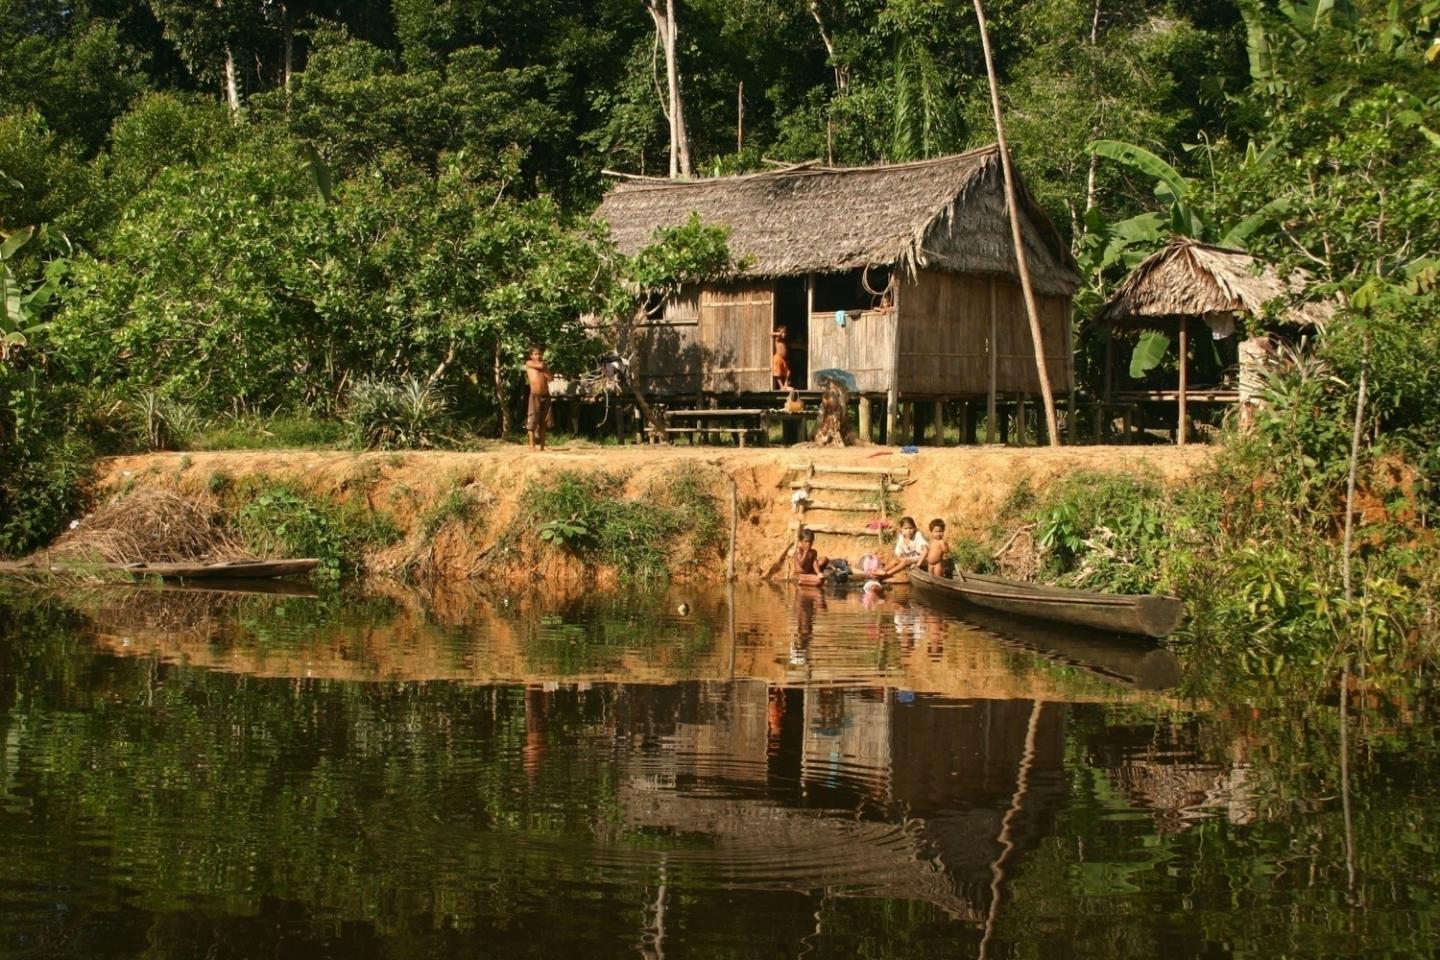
[699,281,774,393]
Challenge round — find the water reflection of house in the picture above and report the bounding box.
[609,680,1066,921]
[1091,724,1258,829]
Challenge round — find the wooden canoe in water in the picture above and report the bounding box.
[909,568,1184,639]
[121,559,320,580]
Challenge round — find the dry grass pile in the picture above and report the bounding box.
[39,489,255,565]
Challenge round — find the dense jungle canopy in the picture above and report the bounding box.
[2,2,1438,662]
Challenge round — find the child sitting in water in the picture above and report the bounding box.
[792,527,829,586]
[919,518,951,577]
[881,516,927,579]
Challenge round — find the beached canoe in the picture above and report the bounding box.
[121,559,320,580]
[909,568,1184,639]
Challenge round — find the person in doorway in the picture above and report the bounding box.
[793,527,830,586]
[771,326,792,390]
[881,516,927,579]
[525,344,554,451]
[918,518,951,576]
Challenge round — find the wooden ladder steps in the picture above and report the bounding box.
[801,500,882,512]
[795,523,885,537]
[787,463,908,477]
[790,480,905,493]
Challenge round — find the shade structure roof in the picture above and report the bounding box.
[594,145,1082,297]
[1099,237,1331,331]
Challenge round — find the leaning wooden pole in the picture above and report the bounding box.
[973,0,1060,446]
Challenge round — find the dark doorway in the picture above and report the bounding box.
[775,277,809,389]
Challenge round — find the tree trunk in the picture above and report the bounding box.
[648,0,692,178]
[222,43,241,115]
[973,0,1060,446]
[1341,334,1369,603]
[812,380,853,446]
[808,1,849,92]
[282,2,293,97]
[494,339,513,437]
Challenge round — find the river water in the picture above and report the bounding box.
[1,582,1436,959]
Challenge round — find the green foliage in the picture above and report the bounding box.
[231,480,398,581]
[1010,472,1169,592]
[192,414,348,451]
[0,429,92,559]
[519,466,723,580]
[344,377,452,451]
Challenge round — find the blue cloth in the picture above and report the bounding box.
[901,444,919,455]
[834,309,846,327]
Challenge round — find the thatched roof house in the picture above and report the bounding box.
[599,146,1080,297]
[594,146,1080,413]
[1100,237,1330,333]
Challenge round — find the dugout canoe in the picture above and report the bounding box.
[0,558,319,580]
[122,559,320,580]
[909,568,1184,639]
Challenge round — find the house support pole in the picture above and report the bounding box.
[886,388,898,444]
[859,395,872,442]
[974,0,1060,446]
[933,398,946,446]
[987,279,998,444]
[1178,316,1189,446]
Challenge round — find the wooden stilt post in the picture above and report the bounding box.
[987,279,999,444]
[1178,317,1189,446]
[859,395,872,442]
[1105,325,1117,440]
[1017,398,1028,447]
[933,398,946,446]
[959,400,971,445]
[885,388,898,445]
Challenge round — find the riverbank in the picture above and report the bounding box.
[85,444,1211,584]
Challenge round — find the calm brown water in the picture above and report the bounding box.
[0,582,1436,959]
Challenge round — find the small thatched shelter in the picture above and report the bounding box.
[1098,237,1330,444]
[595,145,1081,433]
[1100,237,1329,333]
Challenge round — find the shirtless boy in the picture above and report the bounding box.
[919,518,951,576]
[771,326,791,390]
[881,516,927,579]
[524,345,553,451]
[793,528,829,586]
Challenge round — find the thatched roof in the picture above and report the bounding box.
[1100,237,1331,331]
[594,146,1081,297]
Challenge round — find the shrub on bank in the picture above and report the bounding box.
[228,480,400,581]
[517,466,724,580]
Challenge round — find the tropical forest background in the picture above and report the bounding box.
[2,0,1439,666]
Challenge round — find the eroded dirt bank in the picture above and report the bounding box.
[95,444,1212,583]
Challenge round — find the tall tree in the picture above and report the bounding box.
[646,0,692,177]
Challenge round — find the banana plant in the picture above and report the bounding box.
[0,225,70,363]
[1084,139,1291,377]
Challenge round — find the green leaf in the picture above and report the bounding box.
[0,226,35,261]
[1089,140,1190,205]
[1129,331,1171,379]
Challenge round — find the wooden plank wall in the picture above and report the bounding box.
[636,288,702,393]
[636,282,775,395]
[700,281,774,393]
[807,307,897,393]
[897,270,1071,395]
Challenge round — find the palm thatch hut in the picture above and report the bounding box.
[1098,237,1330,443]
[595,145,1081,439]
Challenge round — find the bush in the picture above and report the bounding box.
[518,466,723,580]
[0,432,93,558]
[192,413,347,450]
[230,481,399,581]
[344,377,452,450]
